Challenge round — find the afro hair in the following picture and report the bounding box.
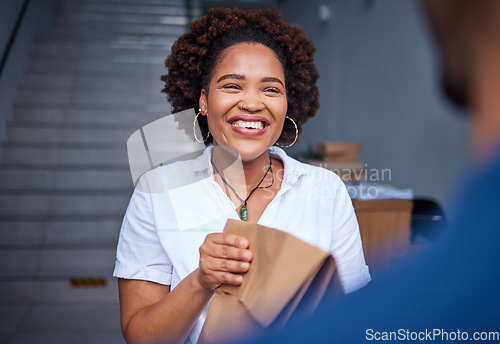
[161,7,320,146]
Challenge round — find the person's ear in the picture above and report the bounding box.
[199,89,208,115]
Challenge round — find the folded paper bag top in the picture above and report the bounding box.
[198,219,336,344]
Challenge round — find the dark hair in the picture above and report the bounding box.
[161,7,320,146]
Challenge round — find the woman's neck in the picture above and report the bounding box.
[211,146,272,192]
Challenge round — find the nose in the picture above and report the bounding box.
[239,94,264,112]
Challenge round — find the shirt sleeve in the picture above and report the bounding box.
[330,180,371,294]
[113,180,173,285]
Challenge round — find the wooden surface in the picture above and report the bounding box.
[352,199,413,270]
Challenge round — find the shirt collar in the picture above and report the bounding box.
[192,145,308,185]
[269,146,308,185]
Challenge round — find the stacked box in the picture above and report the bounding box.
[307,142,365,182]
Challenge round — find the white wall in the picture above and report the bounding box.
[279,0,469,211]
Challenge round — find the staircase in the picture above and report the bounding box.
[0,0,199,342]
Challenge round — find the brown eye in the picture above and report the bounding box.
[223,84,240,90]
[264,87,280,94]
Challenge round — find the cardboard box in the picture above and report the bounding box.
[306,160,366,182]
[315,142,362,161]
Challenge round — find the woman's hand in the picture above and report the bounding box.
[197,233,253,292]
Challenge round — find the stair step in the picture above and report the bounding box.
[0,193,130,216]
[12,108,165,126]
[77,0,187,6]
[60,2,187,16]
[45,38,171,50]
[6,125,190,145]
[0,219,121,246]
[54,20,187,37]
[32,43,168,59]
[1,306,122,342]
[49,32,180,46]
[16,90,162,106]
[0,167,133,190]
[0,278,119,303]
[1,144,187,166]
[29,58,164,73]
[19,79,161,96]
[1,146,128,165]
[0,247,116,277]
[29,51,166,65]
[30,44,169,62]
[23,70,162,82]
[7,125,136,144]
[14,100,168,112]
[56,11,189,27]
[25,69,163,82]
[24,69,163,82]
[21,75,162,93]
[17,92,163,107]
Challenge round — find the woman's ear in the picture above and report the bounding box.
[199,89,207,115]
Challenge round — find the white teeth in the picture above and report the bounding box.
[231,120,264,129]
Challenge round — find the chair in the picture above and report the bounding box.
[410,198,447,244]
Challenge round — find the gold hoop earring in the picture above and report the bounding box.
[275,116,298,148]
[193,110,210,143]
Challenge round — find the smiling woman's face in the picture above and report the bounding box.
[199,43,287,161]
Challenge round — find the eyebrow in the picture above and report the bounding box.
[262,77,284,87]
[217,74,284,87]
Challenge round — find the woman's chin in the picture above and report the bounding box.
[213,139,274,162]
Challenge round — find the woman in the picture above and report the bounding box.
[114,8,370,344]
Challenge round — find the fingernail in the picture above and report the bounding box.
[241,262,249,270]
[243,251,251,259]
[235,275,243,283]
[239,239,248,248]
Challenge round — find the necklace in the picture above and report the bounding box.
[211,152,274,221]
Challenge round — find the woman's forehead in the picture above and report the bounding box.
[211,43,285,81]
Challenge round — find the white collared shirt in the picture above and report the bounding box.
[114,146,371,344]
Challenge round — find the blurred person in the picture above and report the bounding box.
[245,0,500,342]
[113,8,370,344]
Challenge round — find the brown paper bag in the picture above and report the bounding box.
[198,219,336,344]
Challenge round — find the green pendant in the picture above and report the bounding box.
[240,204,248,221]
